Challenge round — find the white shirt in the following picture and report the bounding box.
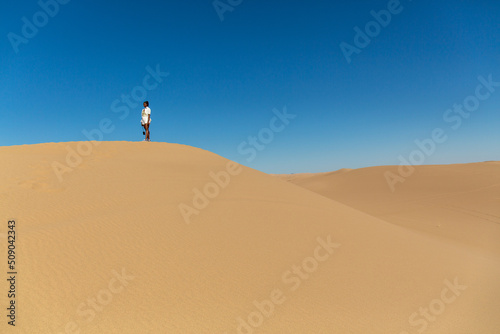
[141,107,151,124]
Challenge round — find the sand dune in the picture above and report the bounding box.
[1,142,499,333]
[277,163,500,258]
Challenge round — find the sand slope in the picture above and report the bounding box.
[1,142,499,333]
[277,163,500,258]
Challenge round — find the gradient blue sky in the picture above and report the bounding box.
[2,0,499,173]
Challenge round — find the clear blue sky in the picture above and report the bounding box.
[2,0,499,173]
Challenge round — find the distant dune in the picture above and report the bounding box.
[1,142,499,333]
[276,162,500,258]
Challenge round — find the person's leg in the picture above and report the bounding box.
[145,124,150,141]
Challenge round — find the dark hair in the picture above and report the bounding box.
[144,101,149,106]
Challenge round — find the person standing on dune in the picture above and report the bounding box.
[141,101,151,141]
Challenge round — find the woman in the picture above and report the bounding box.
[141,101,151,141]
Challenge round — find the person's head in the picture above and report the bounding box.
[143,101,149,108]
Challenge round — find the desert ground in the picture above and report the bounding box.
[1,141,499,333]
